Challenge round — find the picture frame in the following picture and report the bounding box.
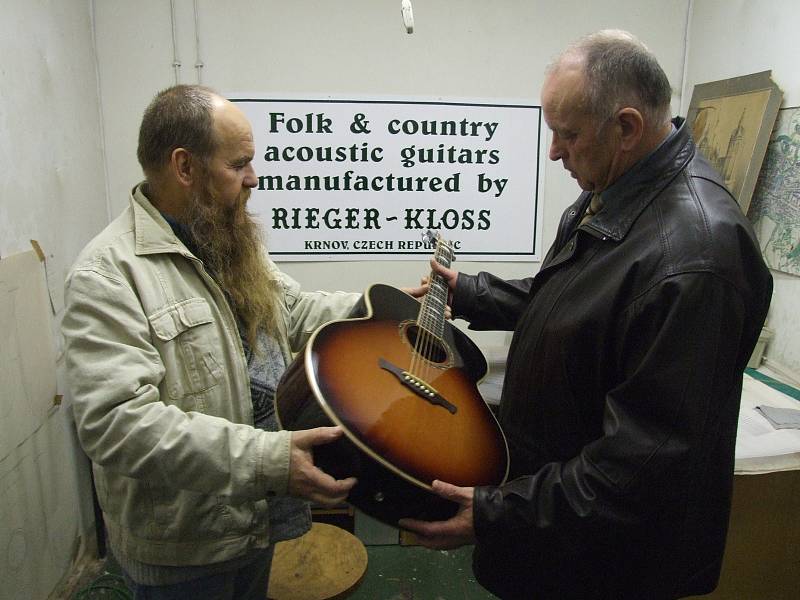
[685,70,783,215]
[747,105,800,277]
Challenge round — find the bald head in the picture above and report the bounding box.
[547,29,673,131]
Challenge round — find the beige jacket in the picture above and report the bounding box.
[62,184,359,565]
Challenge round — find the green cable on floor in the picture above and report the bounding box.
[73,572,133,600]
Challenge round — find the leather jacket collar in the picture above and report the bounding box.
[581,117,694,242]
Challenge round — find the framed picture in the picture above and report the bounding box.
[747,105,800,277]
[685,70,783,214]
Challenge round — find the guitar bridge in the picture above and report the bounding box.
[378,358,457,414]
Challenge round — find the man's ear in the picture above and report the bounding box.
[616,108,644,151]
[170,148,195,188]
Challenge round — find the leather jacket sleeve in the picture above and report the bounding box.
[453,271,533,331]
[473,269,759,552]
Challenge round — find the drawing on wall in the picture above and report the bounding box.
[686,71,783,215]
[747,106,800,277]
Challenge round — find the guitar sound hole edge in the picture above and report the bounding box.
[402,322,449,365]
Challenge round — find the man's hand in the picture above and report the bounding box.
[427,257,459,293]
[398,480,476,550]
[401,280,429,299]
[401,258,460,319]
[287,426,357,506]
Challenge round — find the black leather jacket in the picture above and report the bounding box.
[454,119,772,600]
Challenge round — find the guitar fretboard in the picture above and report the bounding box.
[418,235,453,340]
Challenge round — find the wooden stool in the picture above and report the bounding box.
[268,523,368,600]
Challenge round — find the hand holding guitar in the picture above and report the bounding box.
[427,257,459,305]
[398,480,476,550]
[287,426,357,506]
[402,256,459,318]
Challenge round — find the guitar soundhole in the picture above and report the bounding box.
[404,324,448,364]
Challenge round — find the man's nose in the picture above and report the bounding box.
[548,138,563,162]
[243,164,258,188]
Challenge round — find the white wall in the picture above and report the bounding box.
[683,0,800,380]
[0,1,105,598]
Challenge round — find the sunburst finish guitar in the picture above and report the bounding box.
[275,232,509,525]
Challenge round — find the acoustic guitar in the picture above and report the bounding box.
[274,232,509,526]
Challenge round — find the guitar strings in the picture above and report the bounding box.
[419,276,436,383]
[410,241,438,381]
[409,235,450,385]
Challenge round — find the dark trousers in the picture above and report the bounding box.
[120,546,276,600]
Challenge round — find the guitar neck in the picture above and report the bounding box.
[418,237,453,340]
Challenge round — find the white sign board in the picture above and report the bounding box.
[232,97,544,261]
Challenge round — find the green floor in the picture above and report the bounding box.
[348,544,497,600]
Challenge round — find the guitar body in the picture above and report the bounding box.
[275,283,509,526]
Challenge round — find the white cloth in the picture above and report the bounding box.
[735,374,800,474]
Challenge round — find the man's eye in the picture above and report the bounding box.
[552,130,576,142]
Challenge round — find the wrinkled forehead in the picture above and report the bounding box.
[541,63,591,123]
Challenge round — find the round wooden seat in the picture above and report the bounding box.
[267,523,368,600]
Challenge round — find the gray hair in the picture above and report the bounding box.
[137,84,219,176]
[551,30,673,129]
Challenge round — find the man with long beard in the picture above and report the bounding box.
[62,85,362,599]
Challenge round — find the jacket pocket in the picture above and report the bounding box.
[148,298,223,403]
[149,487,269,541]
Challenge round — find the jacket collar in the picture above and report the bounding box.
[130,182,193,257]
[581,117,695,241]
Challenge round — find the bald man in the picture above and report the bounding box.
[400,30,772,600]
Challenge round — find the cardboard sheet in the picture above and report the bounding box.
[0,417,78,599]
[0,249,57,459]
